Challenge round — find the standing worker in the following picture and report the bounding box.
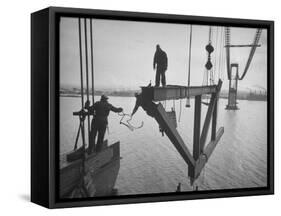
[85,95,123,153]
[153,44,168,87]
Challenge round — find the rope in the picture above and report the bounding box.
[118,112,144,131]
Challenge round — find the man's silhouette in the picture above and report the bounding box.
[153,44,168,87]
[85,95,123,153]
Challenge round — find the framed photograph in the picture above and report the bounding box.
[31,7,274,208]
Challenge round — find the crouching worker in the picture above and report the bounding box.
[85,95,123,154]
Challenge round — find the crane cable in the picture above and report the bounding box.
[83,19,91,150]
[218,27,225,81]
[185,25,193,108]
[77,17,86,179]
[202,26,215,105]
[90,19,95,105]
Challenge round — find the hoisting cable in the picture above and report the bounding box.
[213,27,219,82]
[90,18,95,105]
[208,27,214,85]
[202,26,214,105]
[217,27,223,81]
[118,112,144,131]
[186,25,192,108]
[78,17,86,175]
[89,18,96,150]
[78,18,85,130]
[84,18,91,149]
[220,28,226,81]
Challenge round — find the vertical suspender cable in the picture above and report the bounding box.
[84,18,91,148]
[188,25,192,90]
[78,18,86,174]
[78,18,84,108]
[218,27,223,80]
[185,25,192,108]
[214,27,219,82]
[225,27,231,80]
[90,18,95,105]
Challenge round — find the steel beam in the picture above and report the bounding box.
[141,85,217,102]
[154,103,195,167]
[139,79,224,184]
[211,101,218,141]
[193,95,201,160]
[194,127,224,179]
[200,80,222,151]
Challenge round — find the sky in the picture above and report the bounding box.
[60,17,267,91]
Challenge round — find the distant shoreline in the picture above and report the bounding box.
[59,93,267,102]
[60,89,140,99]
[60,93,135,98]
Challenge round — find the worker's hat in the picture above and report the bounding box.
[101,94,109,101]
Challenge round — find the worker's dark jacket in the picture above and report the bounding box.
[132,94,157,118]
[153,49,168,71]
[87,101,122,125]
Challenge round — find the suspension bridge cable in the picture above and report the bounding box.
[239,29,262,80]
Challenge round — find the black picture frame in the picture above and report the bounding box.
[31,6,274,208]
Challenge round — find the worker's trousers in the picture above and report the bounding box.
[155,69,166,87]
[89,119,107,153]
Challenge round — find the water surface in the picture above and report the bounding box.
[60,96,267,195]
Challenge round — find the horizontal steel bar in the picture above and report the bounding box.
[141,85,217,101]
[225,44,261,48]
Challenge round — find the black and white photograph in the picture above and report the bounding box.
[59,16,268,199]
